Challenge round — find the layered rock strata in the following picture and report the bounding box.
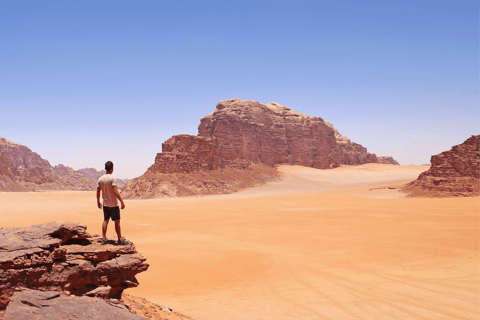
[404,135,480,197]
[149,135,223,173]
[199,99,382,168]
[123,98,397,199]
[0,222,149,310]
[3,288,146,320]
[199,99,338,168]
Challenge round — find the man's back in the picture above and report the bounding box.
[98,174,118,207]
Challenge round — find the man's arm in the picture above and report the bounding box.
[96,186,102,209]
[112,186,125,209]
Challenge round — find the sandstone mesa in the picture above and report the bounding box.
[122,98,396,199]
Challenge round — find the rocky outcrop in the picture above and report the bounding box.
[147,135,223,174]
[323,121,379,167]
[123,98,396,199]
[0,138,52,174]
[0,222,149,310]
[3,288,146,320]
[378,156,400,165]
[199,99,383,168]
[199,99,338,168]
[0,137,99,191]
[403,135,480,197]
[121,162,278,199]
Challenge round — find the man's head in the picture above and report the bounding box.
[105,161,114,173]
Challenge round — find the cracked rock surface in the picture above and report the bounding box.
[0,221,149,310]
[3,288,146,320]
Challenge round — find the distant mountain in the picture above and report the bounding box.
[78,167,129,188]
[0,137,96,191]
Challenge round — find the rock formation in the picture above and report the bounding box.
[0,137,98,191]
[3,288,146,320]
[199,99,336,168]
[148,135,223,174]
[378,156,400,165]
[403,135,480,197]
[0,222,149,310]
[0,137,52,174]
[123,98,397,199]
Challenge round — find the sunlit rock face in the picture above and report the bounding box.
[0,222,149,310]
[405,135,480,197]
[199,98,379,168]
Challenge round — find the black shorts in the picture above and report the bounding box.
[103,206,120,221]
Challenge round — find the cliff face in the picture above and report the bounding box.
[404,135,480,197]
[198,99,338,169]
[147,135,223,174]
[0,222,149,310]
[123,98,395,199]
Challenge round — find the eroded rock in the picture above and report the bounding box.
[403,135,480,197]
[0,222,149,310]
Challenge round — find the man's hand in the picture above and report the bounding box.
[96,186,102,209]
[121,202,125,210]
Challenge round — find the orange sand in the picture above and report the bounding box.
[1,164,478,320]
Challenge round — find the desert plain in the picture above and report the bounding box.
[0,163,478,320]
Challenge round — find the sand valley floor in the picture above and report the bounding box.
[0,164,478,320]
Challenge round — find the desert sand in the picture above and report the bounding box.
[0,164,478,320]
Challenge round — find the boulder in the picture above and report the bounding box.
[0,222,149,310]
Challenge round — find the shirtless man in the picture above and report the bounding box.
[96,161,126,245]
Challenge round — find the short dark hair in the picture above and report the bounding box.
[105,161,113,171]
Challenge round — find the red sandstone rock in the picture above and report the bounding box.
[123,98,396,199]
[0,137,51,174]
[147,134,223,174]
[0,222,149,310]
[199,99,338,168]
[404,135,480,197]
[3,288,146,320]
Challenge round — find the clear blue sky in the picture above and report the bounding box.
[1,0,478,178]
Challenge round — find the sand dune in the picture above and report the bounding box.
[0,164,478,320]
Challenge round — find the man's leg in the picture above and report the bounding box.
[114,220,122,241]
[102,220,109,240]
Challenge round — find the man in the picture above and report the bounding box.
[96,161,126,245]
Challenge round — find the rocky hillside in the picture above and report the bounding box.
[0,137,97,191]
[403,135,479,197]
[123,98,397,199]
